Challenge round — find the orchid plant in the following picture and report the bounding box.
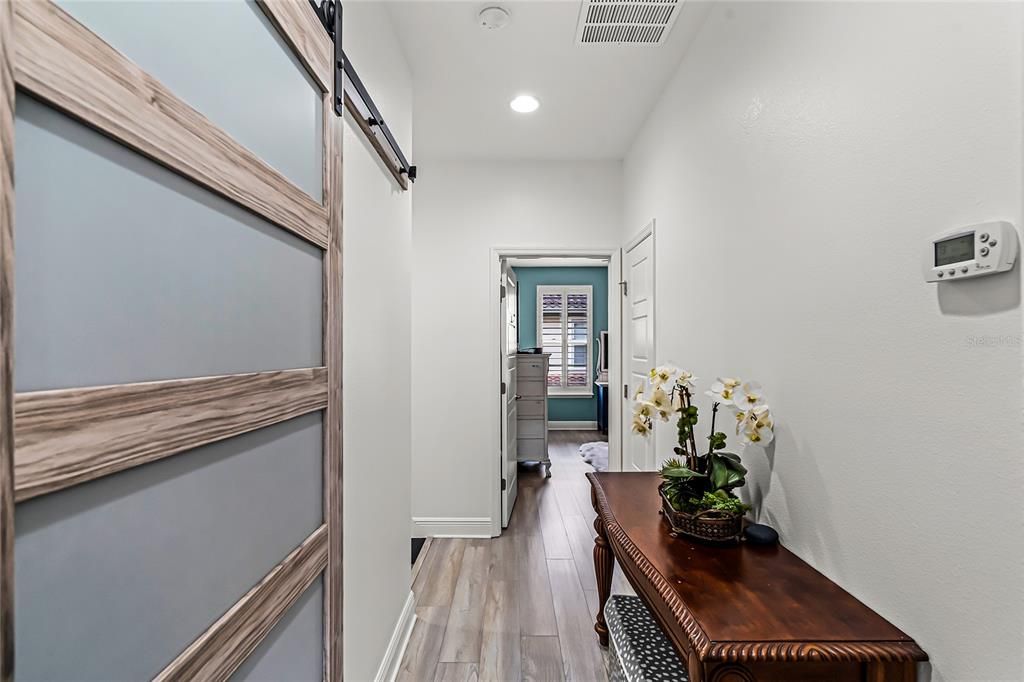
[631,366,775,516]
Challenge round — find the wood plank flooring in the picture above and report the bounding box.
[400,431,635,682]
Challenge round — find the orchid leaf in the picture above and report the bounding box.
[709,452,747,491]
[661,466,705,480]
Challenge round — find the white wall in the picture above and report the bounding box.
[411,161,622,533]
[342,4,414,680]
[624,3,1023,681]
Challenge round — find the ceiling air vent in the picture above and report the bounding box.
[575,0,682,45]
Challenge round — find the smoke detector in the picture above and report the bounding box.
[478,6,511,30]
[575,0,682,45]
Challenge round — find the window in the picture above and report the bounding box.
[537,285,593,395]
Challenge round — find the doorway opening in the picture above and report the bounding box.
[489,249,623,536]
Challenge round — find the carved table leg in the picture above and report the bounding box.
[593,515,614,647]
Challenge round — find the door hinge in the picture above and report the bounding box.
[500,284,507,299]
[501,381,507,395]
[501,478,507,491]
[619,280,628,296]
[624,383,629,399]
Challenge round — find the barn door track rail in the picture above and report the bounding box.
[310,0,417,187]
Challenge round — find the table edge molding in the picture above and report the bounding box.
[586,473,928,664]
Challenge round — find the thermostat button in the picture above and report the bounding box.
[948,269,956,275]
[988,239,997,247]
[981,246,990,256]
[937,271,944,278]
[961,267,968,273]
[980,232,990,242]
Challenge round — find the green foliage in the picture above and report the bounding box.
[657,396,751,518]
[708,452,747,492]
[686,491,750,516]
[659,457,705,511]
[676,405,698,446]
[660,451,749,517]
[659,457,703,480]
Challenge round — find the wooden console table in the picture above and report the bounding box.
[587,472,927,682]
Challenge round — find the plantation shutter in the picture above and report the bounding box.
[537,285,593,393]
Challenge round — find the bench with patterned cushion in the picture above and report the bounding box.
[605,594,689,682]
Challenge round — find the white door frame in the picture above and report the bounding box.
[622,220,656,469]
[488,246,623,538]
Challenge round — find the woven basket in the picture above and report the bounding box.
[659,486,743,543]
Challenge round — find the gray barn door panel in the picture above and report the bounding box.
[14,414,324,681]
[13,97,323,392]
[55,0,324,200]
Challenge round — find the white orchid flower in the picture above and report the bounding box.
[733,381,765,411]
[735,404,773,432]
[648,365,679,387]
[742,422,774,446]
[634,401,655,419]
[705,377,740,404]
[631,416,652,437]
[737,405,774,446]
[649,387,671,411]
[734,409,746,433]
[675,370,698,390]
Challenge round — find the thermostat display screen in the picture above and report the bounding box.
[935,233,975,266]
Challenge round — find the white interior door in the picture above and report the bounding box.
[622,225,656,471]
[500,263,519,527]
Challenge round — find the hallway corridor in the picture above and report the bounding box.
[397,431,632,681]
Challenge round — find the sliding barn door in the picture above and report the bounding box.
[0,2,342,680]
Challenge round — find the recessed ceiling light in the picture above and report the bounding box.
[510,94,540,114]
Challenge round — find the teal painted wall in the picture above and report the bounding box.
[513,266,608,422]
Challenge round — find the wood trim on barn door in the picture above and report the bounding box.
[257,0,333,94]
[13,368,328,502]
[0,3,15,681]
[12,0,328,248]
[155,525,329,682]
[322,91,344,682]
[5,1,344,680]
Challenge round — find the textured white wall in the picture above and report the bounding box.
[411,161,622,527]
[624,3,1023,680]
[342,4,413,680]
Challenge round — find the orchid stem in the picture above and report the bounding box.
[682,388,699,471]
[707,402,719,457]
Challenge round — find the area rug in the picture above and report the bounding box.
[579,441,609,472]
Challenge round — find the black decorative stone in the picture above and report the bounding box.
[744,523,779,545]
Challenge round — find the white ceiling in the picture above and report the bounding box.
[384,0,706,161]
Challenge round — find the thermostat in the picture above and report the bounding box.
[923,221,1018,282]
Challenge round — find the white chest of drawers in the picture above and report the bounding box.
[515,353,551,477]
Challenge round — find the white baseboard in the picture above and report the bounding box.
[548,420,598,430]
[374,590,417,682]
[412,517,493,538]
